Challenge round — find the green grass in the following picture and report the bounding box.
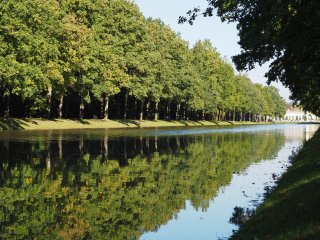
[0,118,268,131]
[231,129,320,240]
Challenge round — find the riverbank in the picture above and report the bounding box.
[0,118,268,131]
[231,129,320,240]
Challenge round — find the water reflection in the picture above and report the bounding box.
[0,125,316,239]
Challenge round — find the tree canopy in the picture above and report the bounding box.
[180,0,320,115]
[0,0,286,121]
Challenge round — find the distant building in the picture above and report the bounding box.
[282,105,319,122]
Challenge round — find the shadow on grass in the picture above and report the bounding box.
[0,118,37,130]
[179,120,205,126]
[114,119,141,127]
[73,118,91,125]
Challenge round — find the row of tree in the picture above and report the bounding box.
[0,0,286,121]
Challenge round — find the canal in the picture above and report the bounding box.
[0,124,318,239]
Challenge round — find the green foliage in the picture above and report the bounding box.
[0,0,286,120]
[182,0,320,116]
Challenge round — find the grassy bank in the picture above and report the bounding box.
[0,118,266,131]
[232,129,320,240]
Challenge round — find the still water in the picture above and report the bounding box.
[0,124,318,239]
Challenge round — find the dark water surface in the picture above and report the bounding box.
[0,124,318,239]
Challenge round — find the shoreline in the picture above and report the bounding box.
[231,128,320,239]
[0,118,276,131]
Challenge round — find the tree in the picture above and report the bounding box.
[180,0,320,115]
[59,13,94,119]
[191,40,220,119]
[0,0,61,118]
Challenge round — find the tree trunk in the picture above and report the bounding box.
[202,110,205,120]
[154,101,159,121]
[185,107,189,120]
[146,100,150,119]
[102,95,109,120]
[46,86,52,118]
[4,93,10,118]
[58,96,64,119]
[176,104,181,120]
[233,108,236,121]
[65,97,70,118]
[133,100,137,119]
[123,90,128,120]
[79,97,84,119]
[167,101,171,120]
[140,100,144,120]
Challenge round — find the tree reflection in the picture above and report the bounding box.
[0,130,285,239]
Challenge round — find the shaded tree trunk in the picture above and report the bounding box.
[47,86,52,118]
[133,100,137,119]
[154,101,159,120]
[65,97,70,118]
[79,97,84,119]
[102,94,109,120]
[123,90,128,120]
[182,104,187,120]
[4,93,10,118]
[139,99,144,120]
[176,104,181,120]
[146,100,150,119]
[58,96,64,119]
[167,101,171,120]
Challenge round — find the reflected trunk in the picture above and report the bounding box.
[58,135,63,160]
[103,136,108,160]
[155,136,158,151]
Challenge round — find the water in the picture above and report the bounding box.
[0,124,318,240]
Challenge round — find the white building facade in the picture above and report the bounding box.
[282,107,319,122]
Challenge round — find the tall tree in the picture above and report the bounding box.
[181,0,320,115]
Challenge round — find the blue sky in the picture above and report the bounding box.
[133,0,291,101]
